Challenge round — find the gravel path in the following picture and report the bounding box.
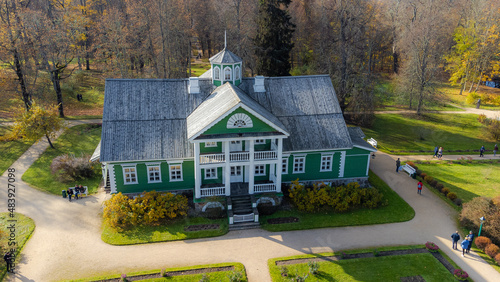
[1,120,500,281]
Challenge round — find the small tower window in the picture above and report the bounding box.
[224,67,232,81]
[214,67,220,80]
[235,66,240,80]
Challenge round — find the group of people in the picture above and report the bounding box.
[451,230,475,257]
[433,146,444,159]
[480,144,499,157]
[68,184,85,202]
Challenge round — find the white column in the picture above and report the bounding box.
[366,154,371,176]
[249,139,255,194]
[109,164,117,194]
[225,141,231,196]
[194,143,201,199]
[276,138,283,193]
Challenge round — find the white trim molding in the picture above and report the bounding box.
[122,165,138,185]
[169,164,183,182]
[339,151,346,177]
[292,155,306,174]
[146,163,162,183]
[109,164,117,194]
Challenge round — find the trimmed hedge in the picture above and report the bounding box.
[485,244,500,259]
[475,236,492,251]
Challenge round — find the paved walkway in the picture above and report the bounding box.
[373,104,500,119]
[1,123,500,281]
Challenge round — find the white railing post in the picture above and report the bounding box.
[249,139,255,195]
[225,141,231,196]
[276,138,283,193]
[194,143,201,199]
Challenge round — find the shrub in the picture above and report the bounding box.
[420,172,427,179]
[120,274,128,282]
[308,261,319,275]
[425,241,439,252]
[407,161,417,169]
[257,202,279,216]
[435,183,444,191]
[424,175,434,184]
[227,270,244,282]
[495,253,500,265]
[485,244,500,258]
[430,180,438,188]
[416,169,422,176]
[453,269,469,281]
[50,153,98,182]
[454,198,462,206]
[478,114,488,124]
[373,248,380,257]
[441,187,450,195]
[475,236,492,251]
[447,192,458,201]
[465,91,480,105]
[203,207,226,219]
[486,120,500,141]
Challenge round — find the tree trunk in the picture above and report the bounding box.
[50,69,65,118]
[393,51,399,74]
[46,133,55,149]
[13,48,31,111]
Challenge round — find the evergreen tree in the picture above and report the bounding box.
[254,0,295,76]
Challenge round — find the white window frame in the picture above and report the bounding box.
[147,164,162,183]
[214,66,220,80]
[320,154,333,172]
[205,141,217,147]
[255,165,265,176]
[123,165,138,184]
[205,168,218,179]
[255,139,265,144]
[235,65,241,80]
[282,158,288,174]
[224,67,232,81]
[169,164,183,182]
[230,166,242,176]
[293,155,306,174]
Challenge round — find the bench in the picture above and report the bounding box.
[67,186,88,198]
[401,164,416,177]
[367,138,377,148]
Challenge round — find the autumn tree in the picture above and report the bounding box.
[11,101,65,149]
[254,0,295,76]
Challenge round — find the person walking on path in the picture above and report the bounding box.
[438,147,443,159]
[396,158,401,173]
[451,231,460,250]
[467,231,474,253]
[417,181,423,195]
[433,146,439,158]
[461,238,470,257]
[3,251,14,273]
[67,188,73,202]
[480,145,485,157]
[494,144,498,157]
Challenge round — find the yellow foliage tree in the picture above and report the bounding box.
[10,102,65,149]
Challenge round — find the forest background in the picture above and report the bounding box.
[1,0,499,125]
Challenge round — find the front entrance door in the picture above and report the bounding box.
[230,165,243,182]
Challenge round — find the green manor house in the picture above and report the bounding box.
[93,47,376,225]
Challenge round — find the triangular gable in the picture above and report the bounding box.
[187,82,289,141]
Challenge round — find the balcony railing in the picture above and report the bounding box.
[200,186,226,197]
[200,150,278,164]
[254,183,277,193]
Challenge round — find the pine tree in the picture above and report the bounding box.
[254,0,295,77]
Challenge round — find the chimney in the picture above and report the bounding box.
[254,76,265,93]
[188,77,200,94]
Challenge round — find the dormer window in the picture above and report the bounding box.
[214,67,220,80]
[227,113,253,128]
[224,67,232,81]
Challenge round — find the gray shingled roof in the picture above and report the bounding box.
[348,127,376,152]
[209,48,242,64]
[187,82,288,140]
[101,75,354,162]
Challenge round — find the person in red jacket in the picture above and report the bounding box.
[417,181,423,195]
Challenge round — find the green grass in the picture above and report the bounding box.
[414,161,500,203]
[190,63,211,77]
[259,171,415,232]
[0,125,35,175]
[101,217,229,245]
[437,83,500,111]
[361,113,497,155]
[22,124,102,195]
[0,213,36,281]
[71,262,247,282]
[268,246,458,282]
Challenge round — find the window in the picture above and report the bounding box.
[147,164,161,183]
[235,66,241,80]
[320,154,333,172]
[169,164,183,181]
[205,168,217,179]
[255,139,265,144]
[214,67,220,80]
[227,113,253,129]
[255,165,265,176]
[231,140,241,145]
[282,158,288,174]
[205,141,217,147]
[230,166,242,176]
[224,67,232,80]
[293,156,306,173]
[123,166,137,184]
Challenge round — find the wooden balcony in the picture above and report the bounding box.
[199,150,278,165]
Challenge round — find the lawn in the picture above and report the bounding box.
[361,113,497,155]
[259,171,415,232]
[269,250,457,282]
[0,125,35,175]
[101,216,228,245]
[438,82,500,111]
[74,263,247,282]
[414,161,500,203]
[191,63,211,77]
[22,124,102,195]
[0,213,36,281]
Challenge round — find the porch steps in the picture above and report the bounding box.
[229,221,260,231]
[104,174,111,193]
[231,195,253,214]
